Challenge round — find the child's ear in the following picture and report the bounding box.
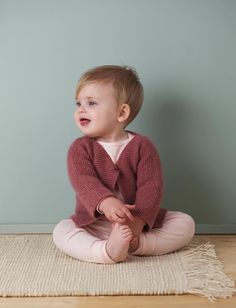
[117,104,130,123]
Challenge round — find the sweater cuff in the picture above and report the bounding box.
[96,204,104,215]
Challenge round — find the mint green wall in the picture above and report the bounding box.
[1,0,236,232]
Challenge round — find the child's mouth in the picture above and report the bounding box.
[80,118,91,126]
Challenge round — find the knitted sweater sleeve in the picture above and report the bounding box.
[67,139,115,218]
[133,138,163,229]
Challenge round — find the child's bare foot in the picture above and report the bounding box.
[106,223,133,262]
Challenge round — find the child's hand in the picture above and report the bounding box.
[99,197,135,224]
[128,216,146,252]
[128,216,145,239]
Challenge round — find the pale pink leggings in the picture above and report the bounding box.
[53,211,195,264]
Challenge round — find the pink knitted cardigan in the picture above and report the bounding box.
[67,132,167,229]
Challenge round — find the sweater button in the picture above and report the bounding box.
[114,166,119,171]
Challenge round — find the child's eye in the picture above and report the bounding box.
[75,101,81,107]
[88,101,97,106]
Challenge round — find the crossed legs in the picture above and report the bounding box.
[53,211,195,264]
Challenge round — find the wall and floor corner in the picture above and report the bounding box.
[0,0,236,234]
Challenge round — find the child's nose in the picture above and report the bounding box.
[78,105,86,113]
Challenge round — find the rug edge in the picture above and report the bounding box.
[179,241,236,301]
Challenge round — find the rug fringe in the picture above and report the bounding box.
[180,241,236,302]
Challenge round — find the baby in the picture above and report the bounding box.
[53,65,195,263]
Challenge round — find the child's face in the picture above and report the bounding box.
[74,82,124,141]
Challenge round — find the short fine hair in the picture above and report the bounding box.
[75,65,144,125]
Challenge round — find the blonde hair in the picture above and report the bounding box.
[75,65,144,125]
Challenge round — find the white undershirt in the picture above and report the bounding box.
[97,132,134,164]
[96,133,134,210]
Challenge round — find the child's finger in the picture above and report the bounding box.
[117,211,129,223]
[122,208,134,221]
[111,212,126,224]
[114,216,127,224]
[125,204,136,210]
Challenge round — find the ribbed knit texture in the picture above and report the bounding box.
[67,132,166,229]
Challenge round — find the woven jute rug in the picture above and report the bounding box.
[0,235,235,301]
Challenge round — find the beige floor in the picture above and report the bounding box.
[0,235,235,308]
